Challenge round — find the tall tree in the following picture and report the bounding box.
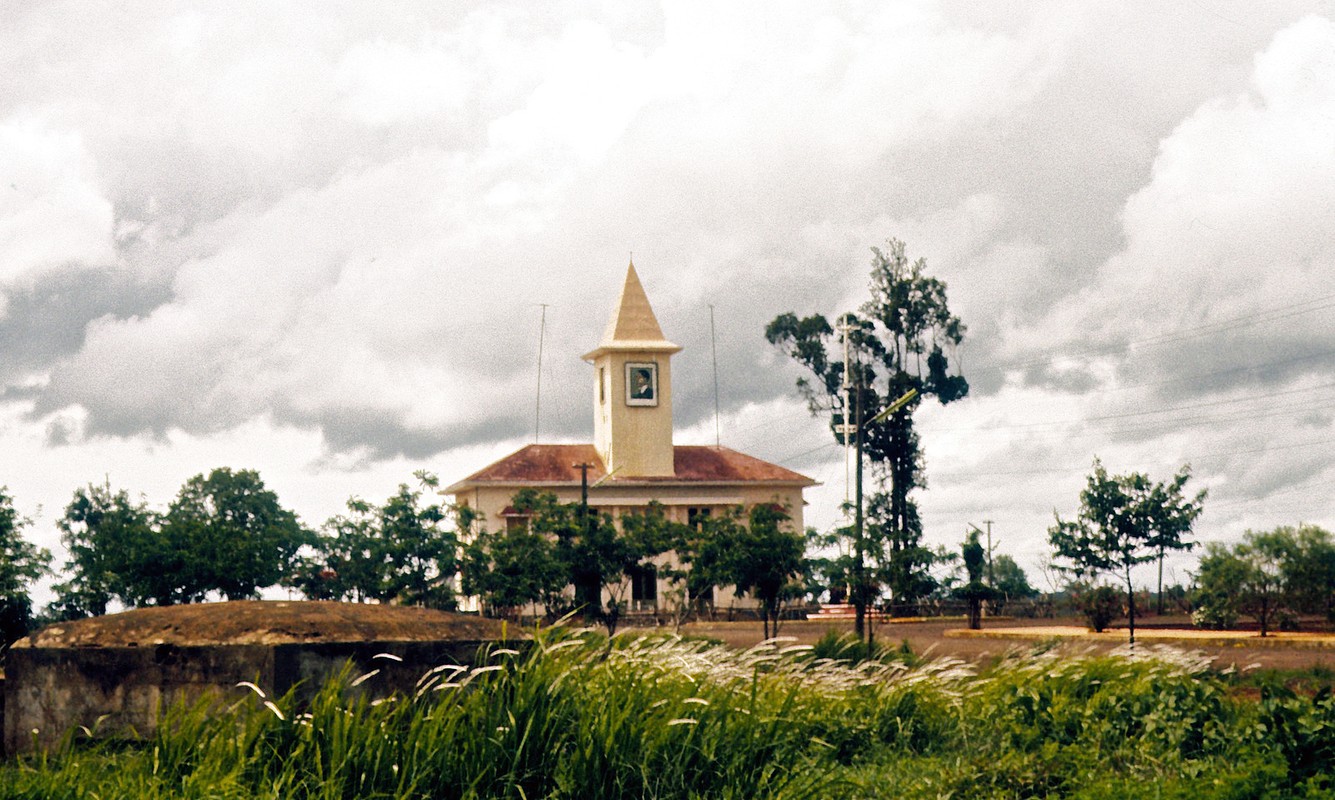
[375,473,457,609]
[0,487,51,645]
[953,529,996,630]
[1049,460,1206,645]
[1280,524,1335,620]
[163,468,310,602]
[989,554,1038,613]
[709,503,807,639]
[767,239,968,622]
[461,509,566,620]
[52,482,160,617]
[298,473,457,608]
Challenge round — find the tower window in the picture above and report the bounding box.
[599,367,606,404]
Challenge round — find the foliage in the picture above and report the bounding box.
[1278,524,1335,619]
[706,503,807,639]
[461,489,573,620]
[51,481,159,617]
[1193,525,1335,636]
[297,472,457,609]
[8,633,1335,799]
[1049,459,1205,644]
[1072,583,1123,633]
[952,529,997,629]
[990,554,1038,613]
[0,487,51,646]
[766,239,968,615]
[163,467,311,603]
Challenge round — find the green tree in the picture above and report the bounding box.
[297,473,457,609]
[710,503,807,639]
[1049,459,1205,645]
[0,487,51,645]
[766,239,968,629]
[990,554,1037,613]
[1280,524,1335,620]
[1194,526,1330,637]
[163,468,310,602]
[953,529,996,630]
[51,481,159,617]
[460,490,568,620]
[376,473,457,609]
[295,498,381,603]
[1197,534,1290,636]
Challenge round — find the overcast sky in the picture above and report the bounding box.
[3,0,1333,601]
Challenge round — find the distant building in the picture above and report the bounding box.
[445,263,815,613]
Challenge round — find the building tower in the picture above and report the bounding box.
[582,262,682,477]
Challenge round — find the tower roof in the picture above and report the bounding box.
[582,262,682,360]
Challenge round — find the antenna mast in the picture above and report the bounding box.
[535,303,548,442]
[709,304,721,448]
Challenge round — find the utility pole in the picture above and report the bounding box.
[985,520,994,588]
[854,371,866,643]
[574,461,594,620]
[837,315,854,509]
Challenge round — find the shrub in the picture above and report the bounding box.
[1076,584,1123,632]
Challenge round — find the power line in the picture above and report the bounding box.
[974,292,1335,377]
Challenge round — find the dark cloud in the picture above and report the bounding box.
[0,265,171,384]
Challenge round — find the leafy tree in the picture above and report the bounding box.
[376,473,457,608]
[990,554,1037,613]
[461,490,569,620]
[0,487,51,645]
[294,498,381,603]
[1194,542,1250,631]
[51,481,160,617]
[1194,525,1334,636]
[298,473,457,608]
[163,468,310,602]
[1280,524,1335,619]
[569,500,678,635]
[709,503,807,639]
[953,529,996,630]
[766,239,968,630]
[1048,459,1205,645]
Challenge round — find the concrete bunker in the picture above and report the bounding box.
[3,601,514,755]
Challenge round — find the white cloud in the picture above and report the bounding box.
[0,118,114,286]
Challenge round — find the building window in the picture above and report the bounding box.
[687,507,712,530]
[500,506,531,533]
[625,362,658,406]
[630,564,657,611]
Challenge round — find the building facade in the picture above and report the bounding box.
[445,264,814,613]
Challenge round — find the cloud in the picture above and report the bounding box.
[7,1,1073,461]
[0,118,114,288]
[1008,15,1335,405]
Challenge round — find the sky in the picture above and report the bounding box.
[3,0,1334,603]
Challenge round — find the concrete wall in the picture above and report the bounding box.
[3,639,502,756]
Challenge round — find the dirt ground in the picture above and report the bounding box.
[679,616,1335,672]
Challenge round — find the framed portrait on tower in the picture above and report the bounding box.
[625,362,658,406]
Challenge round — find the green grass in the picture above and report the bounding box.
[4,631,1335,798]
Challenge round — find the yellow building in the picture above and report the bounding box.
[445,264,815,613]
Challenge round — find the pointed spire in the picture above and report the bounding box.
[583,262,681,359]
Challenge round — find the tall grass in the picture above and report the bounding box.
[3,631,1334,799]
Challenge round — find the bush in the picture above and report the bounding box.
[1192,597,1238,630]
[1077,584,1123,632]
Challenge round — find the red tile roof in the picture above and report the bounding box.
[446,443,814,492]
